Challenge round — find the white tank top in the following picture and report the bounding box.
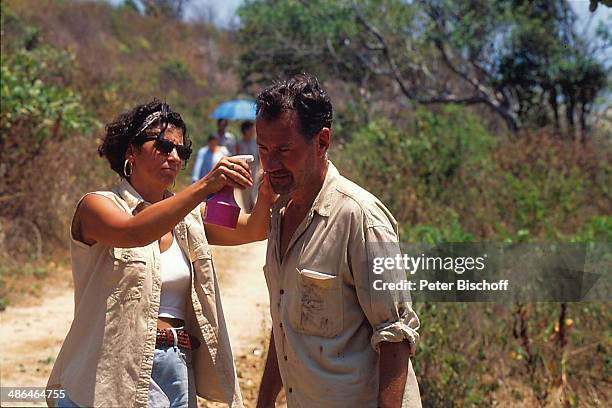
[158,235,191,320]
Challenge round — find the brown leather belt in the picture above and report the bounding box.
[156,328,200,351]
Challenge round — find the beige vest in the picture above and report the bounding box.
[46,179,243,407]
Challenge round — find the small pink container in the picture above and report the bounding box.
[204,186,241,229]
[204,155,254,229]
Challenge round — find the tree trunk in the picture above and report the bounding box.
[549,87,560,131]
[565,92,576,140]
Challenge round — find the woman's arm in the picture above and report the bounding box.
[77,158,253,248]
[204,172,276,245]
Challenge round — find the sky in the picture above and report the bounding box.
[184,0,244,26]
[104,0,243,26]
[103,0,611,31]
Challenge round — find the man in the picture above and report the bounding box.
[236,121,260,211]
[255,74,421,408]
[215,118,237,155]
[191,134,229,182]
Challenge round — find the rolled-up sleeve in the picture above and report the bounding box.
[350,218,420,354]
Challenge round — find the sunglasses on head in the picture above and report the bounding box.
[143,136,192,161]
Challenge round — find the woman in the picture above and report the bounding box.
[46,100,274,407]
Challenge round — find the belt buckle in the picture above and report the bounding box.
[156,328,173,347]
[167,329,173,345]
[155,328,197,351]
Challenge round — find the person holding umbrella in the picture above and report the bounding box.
[210,99,258,157]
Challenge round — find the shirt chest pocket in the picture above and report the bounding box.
[106,247,148,309]
[192,244,214,295]
[289,268,343,338]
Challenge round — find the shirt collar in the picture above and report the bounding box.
[270,160,340,218]
[311,160,339,217]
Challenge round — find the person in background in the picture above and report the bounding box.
[46,99,275,408]
[236,121,260,212]
[191,134,229,183]
[215,118,237,155]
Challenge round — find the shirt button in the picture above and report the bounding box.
[284,356,287,361]
[279,323,283,329]
[280,289,284,295]
[288,387,292,393]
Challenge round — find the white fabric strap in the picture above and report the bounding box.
[138,111,163,135]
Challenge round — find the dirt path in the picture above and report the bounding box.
[0,282,74,407]
[210,241,272,356]
[0,241,275,407]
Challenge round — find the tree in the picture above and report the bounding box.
[589,0,612,12]
[237,0,609,134]
[493,1,608,136]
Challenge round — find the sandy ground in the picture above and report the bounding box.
[0,240,286,407]
[211,241,271,356]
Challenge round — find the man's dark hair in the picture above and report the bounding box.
[256,73,333,141]
[240,121,254,134]
[98,99,190,178]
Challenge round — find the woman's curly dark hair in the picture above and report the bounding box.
[98,99,191,178]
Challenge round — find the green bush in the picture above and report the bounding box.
[339,105,494,228]
[336,107,611,405]
[0,7,99,251]
[403,212,475,244]
[1,46,98,150]
[572,216,612,242]
[1,6,98,166]
[159,58,193,82]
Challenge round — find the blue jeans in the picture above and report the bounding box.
[56,394,80,407]
[57,329,196,408]
[149,340,197,407]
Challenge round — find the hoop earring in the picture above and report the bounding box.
[123,159,133,178]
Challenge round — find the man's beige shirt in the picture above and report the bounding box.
[264,161,422,408]
[46,179,243,407]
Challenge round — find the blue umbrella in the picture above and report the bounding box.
[211,99,257,120]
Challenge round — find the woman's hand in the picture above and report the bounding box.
[200,157,253,197]
[203,169,277,245]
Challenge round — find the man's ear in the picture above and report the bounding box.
[316,127,331,158]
